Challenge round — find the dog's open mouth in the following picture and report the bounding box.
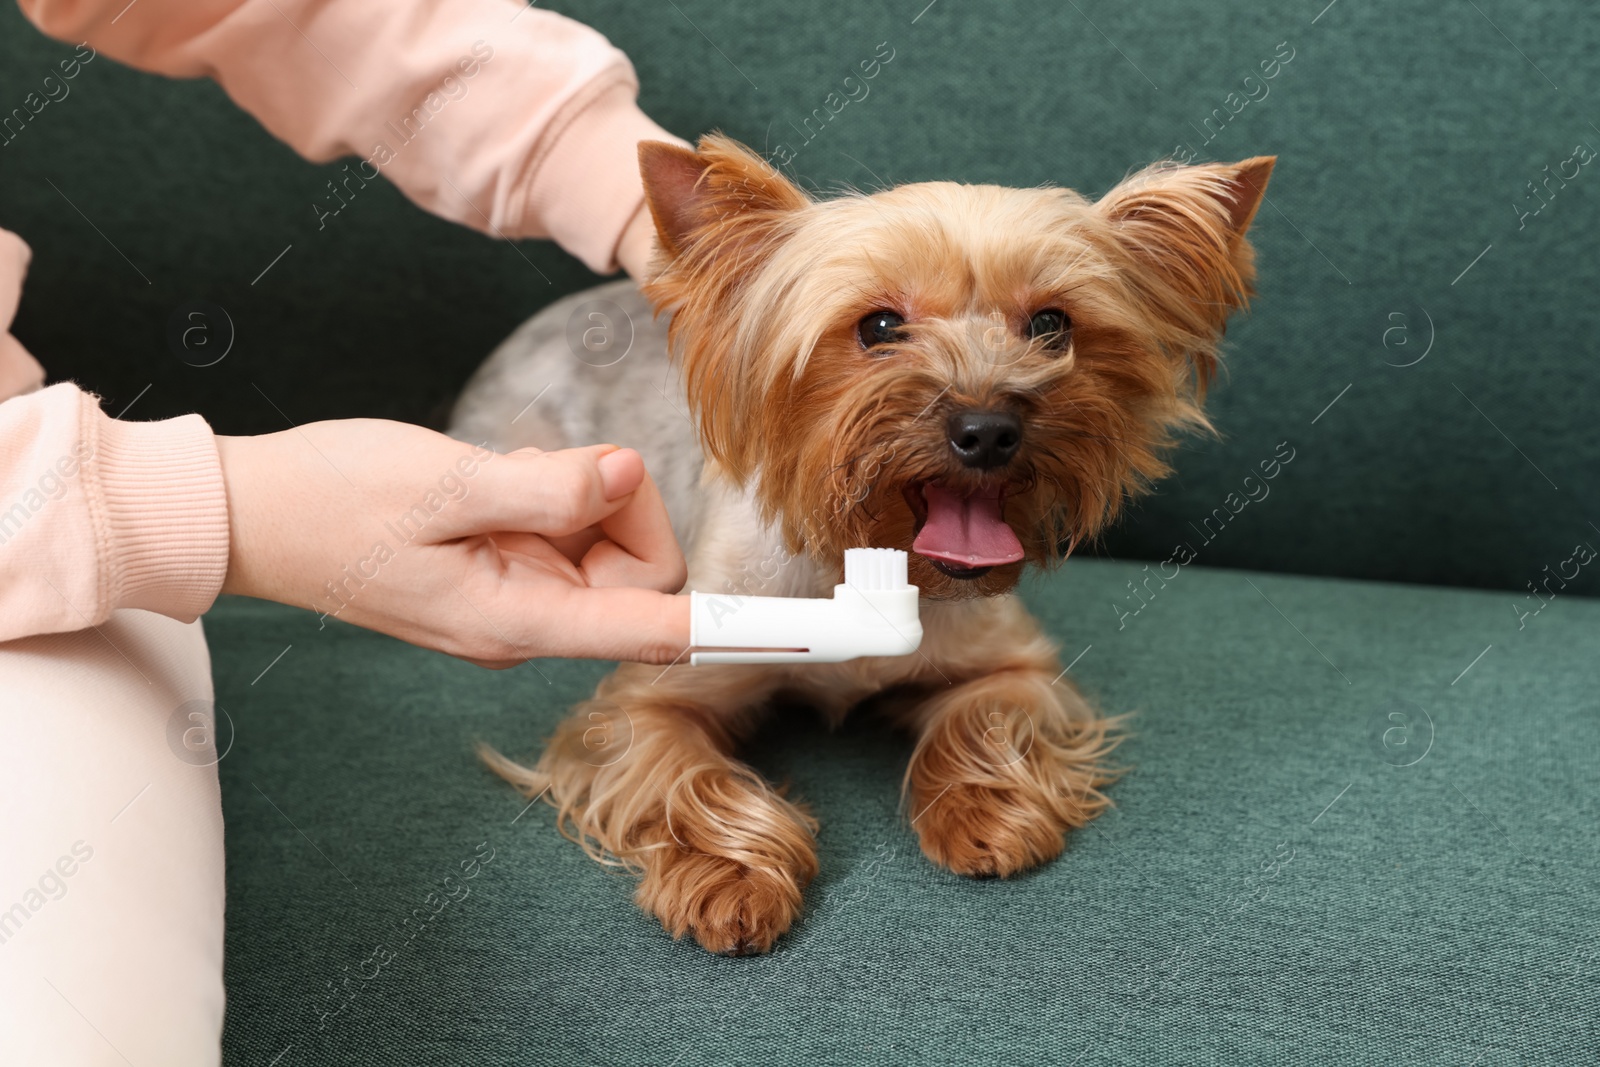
[903,482,1026,580]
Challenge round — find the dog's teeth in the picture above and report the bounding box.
[845,547,908,590]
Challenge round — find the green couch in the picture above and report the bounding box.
[4,0,1597,1062]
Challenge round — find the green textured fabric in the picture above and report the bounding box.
[3,1,1599,592]
[210,559,1599,1064]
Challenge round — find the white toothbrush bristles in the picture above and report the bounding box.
[844,547,908,590]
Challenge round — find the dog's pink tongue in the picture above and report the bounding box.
[912,485,1025,568]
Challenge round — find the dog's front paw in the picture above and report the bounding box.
[637,848,807,955]
[906,670,1118,878]
[628,764,818,955]
[910,778,1072,877]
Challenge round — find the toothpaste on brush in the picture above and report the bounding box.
[687,548,923,665]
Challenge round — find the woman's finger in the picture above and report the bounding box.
[542,526,608,566]
[507,584,692,663]
[578,459,687,593]
[456,444,643,538]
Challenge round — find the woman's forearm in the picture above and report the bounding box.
[18,0,687,273]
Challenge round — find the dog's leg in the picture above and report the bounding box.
[487,662,816,955]
[896,600,1120,877]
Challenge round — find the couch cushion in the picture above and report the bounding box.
[209,559,1599,1064]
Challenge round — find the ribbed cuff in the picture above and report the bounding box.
[90,408,230,621]
[513,76,690,274]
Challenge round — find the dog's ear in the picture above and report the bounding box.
[1094,156,1274,390]
[1097,156,1274,253]
[638,135,808,259]
[636,136,810,481]
[637,142,708,256]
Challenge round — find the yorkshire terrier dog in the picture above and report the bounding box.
[451,135,1273,954]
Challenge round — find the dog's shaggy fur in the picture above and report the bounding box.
[453,135,1272,955]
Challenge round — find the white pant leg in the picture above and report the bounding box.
[0,610,225,1067]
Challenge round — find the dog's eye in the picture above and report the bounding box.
[857,310,906,350]
[1028,308,1072,350]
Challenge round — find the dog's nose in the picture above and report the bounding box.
[946,409,1022,469]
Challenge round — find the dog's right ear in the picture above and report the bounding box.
[636,136,810,482]
[637,142,709,256]
[638,135,808,259]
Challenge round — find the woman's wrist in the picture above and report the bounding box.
[214,432,284,603]
[616,202,658,281]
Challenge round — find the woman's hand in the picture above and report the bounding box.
[216,420,690,666]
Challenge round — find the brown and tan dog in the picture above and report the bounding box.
[454,135,1273,955]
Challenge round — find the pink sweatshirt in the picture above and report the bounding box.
[0,0,684,641]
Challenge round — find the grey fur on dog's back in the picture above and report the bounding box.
[448,280,705,547]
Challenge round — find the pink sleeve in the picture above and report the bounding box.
[20,0,687,273]
[0,382,230,641]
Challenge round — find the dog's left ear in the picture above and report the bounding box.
[1095,156,1276,340]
